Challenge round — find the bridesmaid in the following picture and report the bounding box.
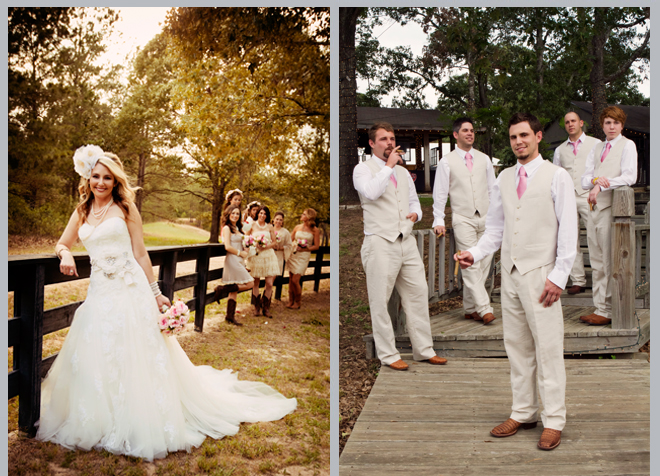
[247,206,280,317]
[273,211,292,278]
[223,189,243,211]
[286,208,321,309]
[214,205,254,326]
[242,201,261,234]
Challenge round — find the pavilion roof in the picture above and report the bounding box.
[357,107,454,133]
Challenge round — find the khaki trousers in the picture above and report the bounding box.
[361,234,436,365]
[586,206,613,317]
[568,194,591,287]
[452,212,493,316]
[501,263,566,431]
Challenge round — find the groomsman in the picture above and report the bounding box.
[432,117,496,324]
[553,111,601,295]
[580,106,638,325]
[353,122,447,371]
[456,113,577,451]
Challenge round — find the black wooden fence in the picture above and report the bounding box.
[8,243,330,436]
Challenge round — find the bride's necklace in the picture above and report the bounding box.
[90,199,113,224]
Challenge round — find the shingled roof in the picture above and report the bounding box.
[571,101,649,134]
[357,107,454,133]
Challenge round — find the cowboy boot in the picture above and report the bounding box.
[224,298,242,326]
[251,291,262,316]
[214,283,239,303]
[262,292,273,318]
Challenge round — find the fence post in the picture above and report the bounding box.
[313,250,323,292]
[194,246,211,332]
[610,186,635,329]
[17,264,45,437]
[388,288,406,337]
[159,251,178,302]
[275,263,284,301]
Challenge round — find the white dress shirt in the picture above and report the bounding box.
[432,147,496,228]
[581,134,638,191]
[353,156,422,236]
[468,155,578,289]
[552,132,596,166]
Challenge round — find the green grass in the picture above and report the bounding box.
[142,222,210,247]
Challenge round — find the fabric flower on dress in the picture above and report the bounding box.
[73,145,105,179]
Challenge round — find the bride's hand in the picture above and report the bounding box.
[156,294,171,310]
[59,253,79,277]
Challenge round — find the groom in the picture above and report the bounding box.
[353,122,447,371]
[456,113,577,450]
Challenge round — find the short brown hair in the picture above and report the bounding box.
[368,122,394,142]
[600,106,627,127]
[508,112,542,135]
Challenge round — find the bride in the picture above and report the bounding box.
[36,145,297,461]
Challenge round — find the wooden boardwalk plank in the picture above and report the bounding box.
[340,359,649,475]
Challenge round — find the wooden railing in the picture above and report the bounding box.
[386,186,649,338]
[8,244,330,436]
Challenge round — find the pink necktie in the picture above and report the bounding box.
[601,142,611,162]
[572,139,581,156]
[465,152,473,172]
[517,166,527,199]
[389,171,397,188]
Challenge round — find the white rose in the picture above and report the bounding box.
[73,145,105,179]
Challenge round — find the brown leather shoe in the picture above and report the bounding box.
[538,428,561,450]
[490,418,537,438]
[425,355,447,365]
[465,313,475,319]
[567,285,584,295]
[580,313,611,325]
[471,311,483,321]
[388,359,409,371]
[482,312,496,325]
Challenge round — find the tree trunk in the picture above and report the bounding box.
[209,184,224,243]
[588,7,609,140]
[339,7,362,204]
[466,51,476,112]
[535,14,545,107]
[135,151,147,213]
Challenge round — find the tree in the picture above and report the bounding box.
[165,7,329,242]
[339,8,364,204]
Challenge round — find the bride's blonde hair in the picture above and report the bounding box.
[75,153,139,226]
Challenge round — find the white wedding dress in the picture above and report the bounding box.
[36,217,297,461]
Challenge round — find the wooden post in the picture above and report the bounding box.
[423,132,431,192]
[644,202,650,308]
[313,251,323,292]
[18,264,45,436]
[159,251,178,302]
[193,246,210,332]
[274,262,284,301]
[427,232,436,299]
[610,187,635,329]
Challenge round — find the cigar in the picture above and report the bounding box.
[455,250,462,275]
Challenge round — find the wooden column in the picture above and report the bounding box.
[610,187,635,329]
[388,288,406,337]
[193,247,210,332]
[17,264,45,436]
[424,132,431,192]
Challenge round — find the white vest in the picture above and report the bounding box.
[557,135,600,197]
[445,149,490,220]
[500,160,559,276]
[358,159,414,242]
[592,136,630,210]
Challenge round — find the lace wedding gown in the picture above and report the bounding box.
[36,217,297,461]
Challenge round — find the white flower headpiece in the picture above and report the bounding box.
[225,188,244,201]
[73,145,106,179]
[247,201,261,209]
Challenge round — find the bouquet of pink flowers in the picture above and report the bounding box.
[255,234,270,248]
[294,238,308,253]
[275,232,281,243]
[243,235,255,249]
[158,299,190,335]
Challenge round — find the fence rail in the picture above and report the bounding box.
[8,243,330,436]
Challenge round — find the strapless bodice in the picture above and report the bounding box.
[79,217,138,284]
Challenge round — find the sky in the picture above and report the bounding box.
[357,19,651,108]
[97,7,171,77]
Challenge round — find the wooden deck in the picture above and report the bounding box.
[364,304,650,358]
[339,358,650,475]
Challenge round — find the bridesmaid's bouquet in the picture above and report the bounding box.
[158,299,190,335]
[255,235,270,248]
[294,238,308,253]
